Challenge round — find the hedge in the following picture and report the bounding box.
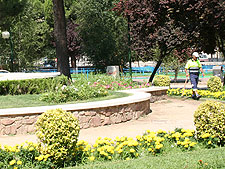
[0,75,68,95]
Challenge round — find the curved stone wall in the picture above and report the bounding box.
[0,87,168,135]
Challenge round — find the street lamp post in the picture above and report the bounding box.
[127,15,132,80]
[2,31,14,72]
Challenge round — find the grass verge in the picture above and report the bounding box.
[67,147,225,169]
[0,91,130,109]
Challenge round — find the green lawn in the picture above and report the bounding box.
[0,92,130,109]
[67,147,225,169]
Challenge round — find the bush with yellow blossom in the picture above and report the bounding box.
[0,128,224,168]
[167,88,225,100]
[35,109,80,167]
[0,141,55,169]
[194,101,225,146]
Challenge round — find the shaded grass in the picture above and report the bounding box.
[0,92,130,109]
[67,147,225,169]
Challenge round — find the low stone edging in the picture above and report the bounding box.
[0,87,168,135]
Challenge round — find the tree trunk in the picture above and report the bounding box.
[174,67,179,82]
[52,0,71,78]
[148,53,166,83]
[219,38,225,58]
[71,55,76,68]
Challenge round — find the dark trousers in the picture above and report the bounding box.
[190,73,199,90]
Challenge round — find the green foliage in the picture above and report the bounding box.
[0,0,55,71]
[76,0,128,69]
[40,83,108,103]
[0,0,27,24]
[153,75,170,86]
[194,101,225,145]
[40,73,151,103]
[36,109,80,166]
[43,0,54,26]
[0,142,55,169]
[207,76,223,92]
[1,128,225,168]
[0,75,68,95]
[167,88,225,100]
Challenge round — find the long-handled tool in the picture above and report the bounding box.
[181,77,188,98]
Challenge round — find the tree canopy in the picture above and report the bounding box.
[113,0,225,82]
[0,0,27,27]
[76,0,129,70]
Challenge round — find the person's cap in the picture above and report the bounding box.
[192,52,199,58]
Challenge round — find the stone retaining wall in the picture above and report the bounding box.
[0,87,168,135]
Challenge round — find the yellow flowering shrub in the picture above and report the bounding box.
[153,75,170,87]
[167,88,225,100]
[1,127,224,167]
[35,109,80,165]
[163,128,197,150]
[207,76,223,92]
[194,101,225,146]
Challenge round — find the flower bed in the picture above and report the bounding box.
[167,88,225,100]
[0,128,221,168]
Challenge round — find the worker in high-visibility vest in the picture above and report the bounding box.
[185,52,205,99]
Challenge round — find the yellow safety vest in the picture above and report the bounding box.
[185,59,202,73]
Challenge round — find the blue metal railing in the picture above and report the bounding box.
[36,65,222,76]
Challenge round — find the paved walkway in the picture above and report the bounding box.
[0,97,203,146]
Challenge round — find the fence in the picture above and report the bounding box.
[36,65,224,78]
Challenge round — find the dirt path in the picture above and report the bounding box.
[78,97,202,144]
[0,97,203,146]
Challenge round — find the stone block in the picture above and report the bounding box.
[78,111,85,116]
[121,115,127,122]
[90,116,101,127]
[15,121,23,129]
[4,126,11,135]
[102,117,112,126]
[10,125,17,135]
[99,108,113,117]
[125,112,133,121]
[23,118,36,125]
[79,116,90,124]
[85,111,96,116]
[17,126,26,135]
[15,116,23,121]
[1,119,15,126]
[110,114,122,124]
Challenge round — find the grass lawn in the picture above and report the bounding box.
[67,147,225,169]
[0,91,130,109]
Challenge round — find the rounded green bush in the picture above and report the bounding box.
[207,76,223,92]
[194,100,225,145]
[153,75,170,87]
[36,109,80,165]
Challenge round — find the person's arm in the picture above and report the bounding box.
[185,60,190,78]
[200,67,205,77]
[197,60,205,77]
[185,68,189,77]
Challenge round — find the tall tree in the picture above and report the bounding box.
[178,0,225,57]
[66,20,81,68]
[0,0,55,71]
[113,0,196,82]
[114,0,225,82]
[52,0,71,78]
[76,0,129,70]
